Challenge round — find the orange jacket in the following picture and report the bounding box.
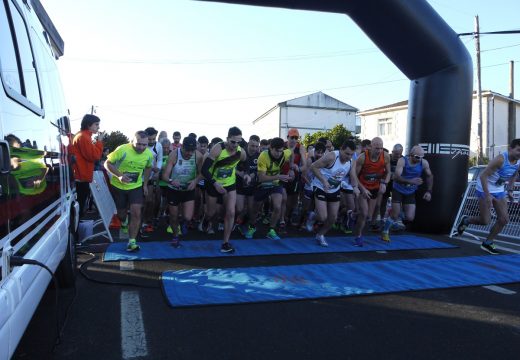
[72,130,103,182]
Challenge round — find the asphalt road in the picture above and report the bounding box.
[13,220,520,360]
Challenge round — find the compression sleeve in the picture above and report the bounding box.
[201,157,215,183]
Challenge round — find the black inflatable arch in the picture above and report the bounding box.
[201,0,473,233]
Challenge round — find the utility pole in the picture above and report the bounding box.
[508,60,516,142]
[90,105,96,114]
[475,15,484,164]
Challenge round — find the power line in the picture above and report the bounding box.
[99,78,408,108]
[63,48,380,65]
[459,29,520,36]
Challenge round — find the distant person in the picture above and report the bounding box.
[72,114,105,216]
[141,127,163,234]
[104,131,153,252]
[171,131,182,151]
[457,139,520,254]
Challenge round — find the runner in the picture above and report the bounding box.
[236,135,260,229]
[162,136,202,247]
[350,137,391,246]
[457,139,520,254]
[310,140,358,246]
[241,137,293,240]
[381,145,433,242]
[201,127,250,253]
[104,131,153,252]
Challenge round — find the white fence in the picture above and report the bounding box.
[450,181,520,240]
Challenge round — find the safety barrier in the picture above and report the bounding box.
[81,170,117,243]
[450,181,520,240]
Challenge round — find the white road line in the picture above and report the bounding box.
[455,236,520,254]
[120,261,135,271]
[121,291,148,359]
[482,285,517,295]
[376,250,388,254]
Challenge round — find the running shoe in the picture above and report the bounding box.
[218,223,224,231]
[171,237,181,248]
[457,215,468,236]
[126,239,140,252]
[480,242,499,255]
[166,225,173,234]
[197,221,205,232]
[207,225,215,235]
[305,211,316,232]
[380,231,391,243]
[244,226,256,239]
[266,228,281,240]
[262,214,270,225]
[316,234,328,247]
[353,236,363,247]
[220,242,235,253]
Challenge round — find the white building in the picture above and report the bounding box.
[252,91,358,139]
[359,90,520,157]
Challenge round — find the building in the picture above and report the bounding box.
[252,92,358,139]
[359,90,520,158]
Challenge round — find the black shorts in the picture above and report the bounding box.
[254,185,284,202]
[392,189,416,205]
[167,188,196,206]
[111,186,144,209]
[313,187,341,202]
[206,183,236,204]
[236,178,255,196]
[283,177,301,195]
[340,188,353,194]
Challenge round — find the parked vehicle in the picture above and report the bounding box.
[0,1,78,358]
[467,165,486,182]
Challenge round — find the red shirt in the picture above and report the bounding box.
[359,150,386,190]
[72,130,103,182]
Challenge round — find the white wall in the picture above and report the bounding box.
[359,108,408,153]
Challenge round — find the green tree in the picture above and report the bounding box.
[301,124,357,149]
[103,131,129,152]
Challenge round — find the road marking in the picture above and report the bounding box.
[376,250,387,254]
[120,261,134,271]
[482,285,517,295]
[456,236,520,254]
[121,291,148,359]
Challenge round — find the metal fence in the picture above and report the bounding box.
[450,181,520,240]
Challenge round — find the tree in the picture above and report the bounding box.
[103,131,129,152]
[301,124,357,149]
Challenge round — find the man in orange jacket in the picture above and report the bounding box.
[72,114,105,217]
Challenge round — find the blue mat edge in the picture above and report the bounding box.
[160,254,520,308]
[103,235,457,262]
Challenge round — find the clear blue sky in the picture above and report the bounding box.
[42,0,520,140]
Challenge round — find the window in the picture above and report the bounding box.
[0,0,42,111]
[378,118,393,136]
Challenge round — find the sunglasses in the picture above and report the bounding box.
[413,155,424,160]
[289,136,299,140]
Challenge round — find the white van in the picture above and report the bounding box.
[0,0,78,358]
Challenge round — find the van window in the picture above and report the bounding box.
[0,0,42,110]
[0,0,21,92]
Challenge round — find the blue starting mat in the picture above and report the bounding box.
[162,254,520,307]
[103,234,456,262]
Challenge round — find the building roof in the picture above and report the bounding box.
[359,90,520,115]
[253,91,357,124]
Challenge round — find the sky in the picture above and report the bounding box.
[41,0,520,140]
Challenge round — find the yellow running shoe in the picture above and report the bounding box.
[381,231,391,243]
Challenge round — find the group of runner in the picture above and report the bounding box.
[100,126,441,254]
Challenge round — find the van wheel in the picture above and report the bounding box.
[56,228,77,288]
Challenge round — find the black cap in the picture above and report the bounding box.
[183,136,197,151]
